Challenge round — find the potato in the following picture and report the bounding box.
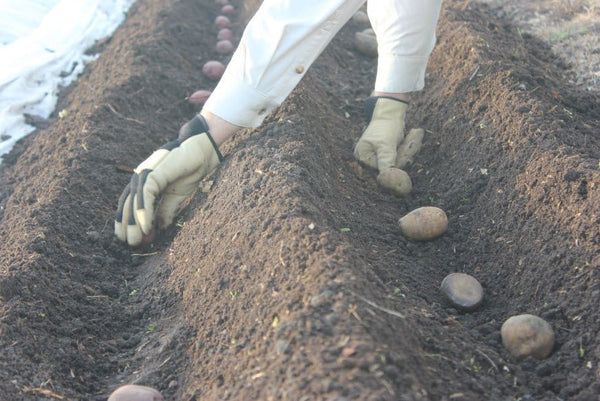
[202,60,225,80]
[351,11,370,26]
[354,30,377,58]
[217,28,234,41]
[140,228,156,247]
[108,384,163,401]
[396,128,424,169]
[377,168,412,197]
[440,273,483,312]
[216,39,234,54]
[398,206,448,241]
[361,28,375,36]
[221,4,235,14]
[188,89,212,104]
[501,314,555,360]
[215,15,231,29]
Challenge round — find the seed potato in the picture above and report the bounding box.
[354,30,377,58]
[216,39,234,54]
[139,228,156,247]
[188,89,212,104]
[202,61,225,80]
[221,4,235,14]
[501,314,555,360]
[351,11,370,26]
[377,168,412,196]
[215,15,231,29]
[217,28,234,41]
[440,272,484,311]
[108,384,164,401]
[398,206,448,241]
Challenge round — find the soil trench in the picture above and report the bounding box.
[0,0,599,400]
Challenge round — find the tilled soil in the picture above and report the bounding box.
[477,0,600,91]
[1,0,599,400]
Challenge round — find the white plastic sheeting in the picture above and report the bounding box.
[0,0,134,162]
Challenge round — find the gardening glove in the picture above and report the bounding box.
[353,96,408,171]
[114,115,223,246]
[395,128,424,169]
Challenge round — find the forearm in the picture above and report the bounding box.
[202,0,366,128]
[368,0,442,93]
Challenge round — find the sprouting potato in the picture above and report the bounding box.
[398,206,448,240]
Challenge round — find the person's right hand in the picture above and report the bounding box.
[114,115,222,247]
[395,127,424,169]
[353,96,408,171]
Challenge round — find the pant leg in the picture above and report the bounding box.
[203,0,365,128]
[367,0,442,93]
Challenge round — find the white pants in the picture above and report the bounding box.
[203,0,442,128]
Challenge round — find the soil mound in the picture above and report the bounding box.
[1,0,599,400]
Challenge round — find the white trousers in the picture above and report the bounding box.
[203,0,442,128]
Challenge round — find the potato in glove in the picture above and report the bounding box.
[114,115,223,246]
[354,96,408,171]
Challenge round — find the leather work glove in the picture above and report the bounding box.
[114,115,223,246]
[353,96,408,171]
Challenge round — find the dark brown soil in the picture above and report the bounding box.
[1,0,599,400]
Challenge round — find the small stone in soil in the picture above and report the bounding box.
[501,314,555,360]
[440,272,484,311]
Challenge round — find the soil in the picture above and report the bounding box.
[477,0,600,91]
[1,0,599,400]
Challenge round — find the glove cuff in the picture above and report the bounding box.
[364,96,409,124]
[178,115,224,162]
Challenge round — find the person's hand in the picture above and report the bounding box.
[114,116,223,246]
[353,96,408,171]
[395,127,424,169]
